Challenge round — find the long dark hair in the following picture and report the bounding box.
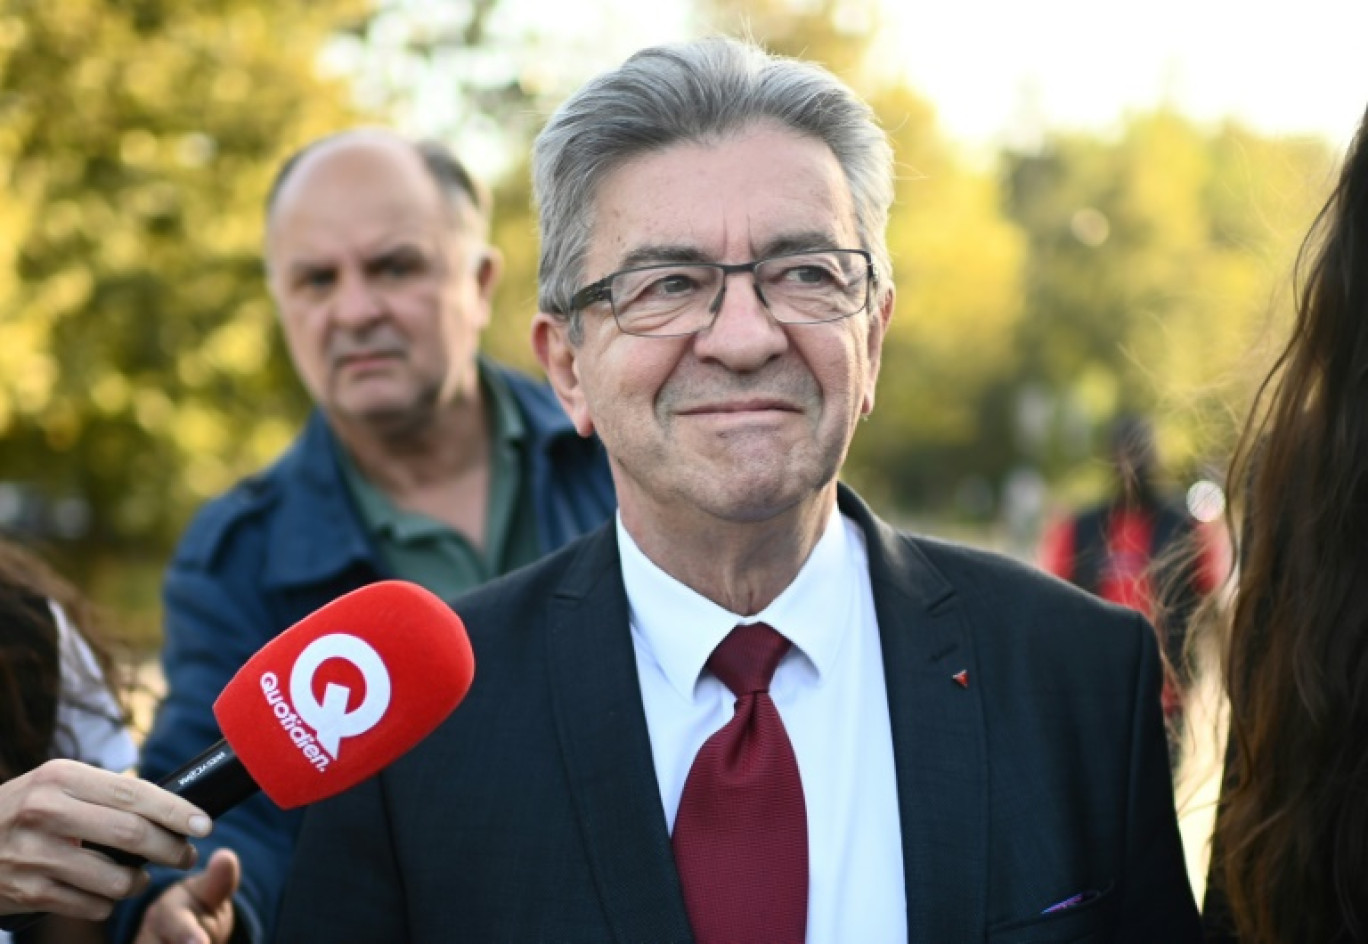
[1214,105,1368,944]
[0,540,124,783]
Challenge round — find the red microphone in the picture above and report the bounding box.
[207,578,474,810]
[120,580,472,848]
[1,580,474,934]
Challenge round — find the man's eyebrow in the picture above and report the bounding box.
[617,245,713,269]
[615,232,848,270]
[365,244,426,266]
[287,259,334,278]
[756,231,848,257]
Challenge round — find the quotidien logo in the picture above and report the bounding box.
[259,634,392,772]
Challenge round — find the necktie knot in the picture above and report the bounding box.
[707,622,791,697]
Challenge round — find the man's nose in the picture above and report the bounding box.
[707,269,769,317]
[693,272,787,368]
[333,271,384,324]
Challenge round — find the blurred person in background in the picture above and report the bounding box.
[1202,104,1368,944]
[114,129,616,944]
[1038,414,1226,739]
[0,540,211,944]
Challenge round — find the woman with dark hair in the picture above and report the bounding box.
[1204,105,1368,943]
[0,541,210,942]
[0,540,133,786]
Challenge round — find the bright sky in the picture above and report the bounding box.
[349,0,1368,176]
[567,0,1366,150]
[872,0,1368,152]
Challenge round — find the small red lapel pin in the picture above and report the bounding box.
[952,669,969,689]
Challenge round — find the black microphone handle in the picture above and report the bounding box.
[0,739,260,933]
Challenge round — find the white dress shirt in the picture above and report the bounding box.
[620,505,907,944]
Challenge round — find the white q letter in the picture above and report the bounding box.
[290,634,392,759]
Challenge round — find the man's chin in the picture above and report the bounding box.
[687,469,824,525]
[332,398,430,438]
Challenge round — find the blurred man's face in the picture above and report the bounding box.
[535,122,892,537]
[266,136,497,439]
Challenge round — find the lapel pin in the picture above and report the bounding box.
[952,669,969,689]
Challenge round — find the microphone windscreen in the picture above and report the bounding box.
[212,580,474,809]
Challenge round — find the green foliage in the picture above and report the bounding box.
[859,82,1025,502]
[484,155,542,374]
[1001,112,1335,500]
[0,0,367,551]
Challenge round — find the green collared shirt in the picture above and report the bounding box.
[338,364,542,601]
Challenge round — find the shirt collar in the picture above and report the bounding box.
[478,354,527,450]
[619,502,856,702]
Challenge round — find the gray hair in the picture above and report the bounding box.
[532,36,895,335]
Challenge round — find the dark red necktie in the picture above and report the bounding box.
[672,622,808,944]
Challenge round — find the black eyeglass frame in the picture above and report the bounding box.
[567,248,878,337]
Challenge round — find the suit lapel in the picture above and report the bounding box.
[544,526,694,944]
[840,487,989,943]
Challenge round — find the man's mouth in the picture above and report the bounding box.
[336,350,402,371]
[677,398,799,416]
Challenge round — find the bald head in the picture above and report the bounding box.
[266,129,490,242]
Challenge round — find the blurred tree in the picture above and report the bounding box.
[0,0,370,569]
[698,0,1027,512]
[1000,113,1335,507]
[485,156,542,372]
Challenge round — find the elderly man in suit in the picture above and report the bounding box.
[277,36,1201,943]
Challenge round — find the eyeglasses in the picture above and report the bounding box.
[568,248,876,338]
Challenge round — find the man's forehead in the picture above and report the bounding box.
[583,127,858,269]
[266,200,444,264]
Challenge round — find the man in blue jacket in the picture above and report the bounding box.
[113,129,615,944]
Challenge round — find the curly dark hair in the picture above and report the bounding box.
[0,540,125,784]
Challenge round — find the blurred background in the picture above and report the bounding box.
[1,0,1364,650]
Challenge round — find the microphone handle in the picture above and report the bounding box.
[0,740,260,933]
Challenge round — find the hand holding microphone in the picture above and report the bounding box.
[8,580,475,941]
[0,759,210,922]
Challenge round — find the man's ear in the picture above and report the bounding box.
[862,285,894,416]
[532,312,595,437]
[475,246,503,301]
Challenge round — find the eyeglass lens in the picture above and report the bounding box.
[610,250,869,336]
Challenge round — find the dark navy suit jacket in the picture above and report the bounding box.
[277,486,1201,943]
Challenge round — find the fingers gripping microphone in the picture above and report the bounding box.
[122,579,473,849]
